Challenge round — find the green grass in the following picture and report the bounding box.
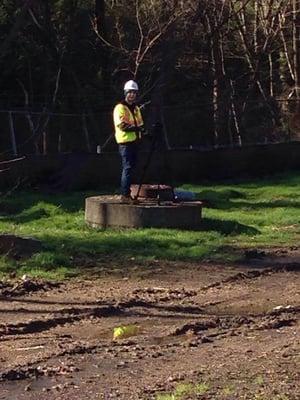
[156,382,209,399]
[0,172,299,279]
[254,375,265,386]
[222,384,235,395]
[156,380,292,400]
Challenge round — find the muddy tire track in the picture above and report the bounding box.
[131,287,197,302]
[0,279,62,297]
[1,309,298,384]
[1,296,299,338]
[201,264,300,291]
[119,298,204,314]
[0,342,100,381]
[170,310,298,337]
[0,305,121,336]
[1,302,298,384]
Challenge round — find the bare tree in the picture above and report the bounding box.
[292,0,300,99]
[92,0,184,80]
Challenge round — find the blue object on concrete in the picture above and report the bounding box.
[174,189,196,201]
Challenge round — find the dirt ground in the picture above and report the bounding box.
[0,249,299,400]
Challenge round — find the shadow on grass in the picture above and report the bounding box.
[200,218,259,235]
[0,190,110,223]
[44,235,202,261]
[42,219,259,263]
[0,216,259,279]
[0,189,111,214]
[229,200,300,210]
[197,189,248,210]
[2,209,51,224]
[197,171,300,188]
[197,189,300,210]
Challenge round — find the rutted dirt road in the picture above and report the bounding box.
[0,252,299,399]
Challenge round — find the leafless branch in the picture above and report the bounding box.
[0,157,26,167]
[133,10,181,77]
[90,15,122,52]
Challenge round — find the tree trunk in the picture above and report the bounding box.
[293,0,300,99]
[206,2,229,147]
[95,0,110,99]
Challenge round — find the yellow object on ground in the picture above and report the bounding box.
[113,325,139,340]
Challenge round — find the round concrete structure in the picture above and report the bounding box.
[85,195,203,229]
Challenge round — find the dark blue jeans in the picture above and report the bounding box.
[119,142,138,196]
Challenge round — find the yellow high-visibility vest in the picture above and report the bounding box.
[113,103,144,144]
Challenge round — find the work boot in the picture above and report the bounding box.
[130,196,139,204]
[119,195,131,203]
[119,195,139,204]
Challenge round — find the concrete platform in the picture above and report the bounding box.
[85,195,203,229]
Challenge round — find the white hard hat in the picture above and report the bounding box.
[124,80,139,92]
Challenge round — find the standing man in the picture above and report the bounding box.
[113,80,145,202]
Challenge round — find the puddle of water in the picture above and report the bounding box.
[211,303,285,316]
[55,316,200,350]
[0,355,107,396]
[59,315,192,342]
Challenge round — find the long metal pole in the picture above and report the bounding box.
[8,111,18,156]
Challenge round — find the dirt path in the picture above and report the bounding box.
[0,254,299,399]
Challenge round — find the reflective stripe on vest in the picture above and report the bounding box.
[113,103,143,144]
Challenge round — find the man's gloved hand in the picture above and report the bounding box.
[140,126,153,139]
[119,122,143,133]
[151,122,163,136]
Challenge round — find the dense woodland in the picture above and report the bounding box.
[0,0,300,157]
